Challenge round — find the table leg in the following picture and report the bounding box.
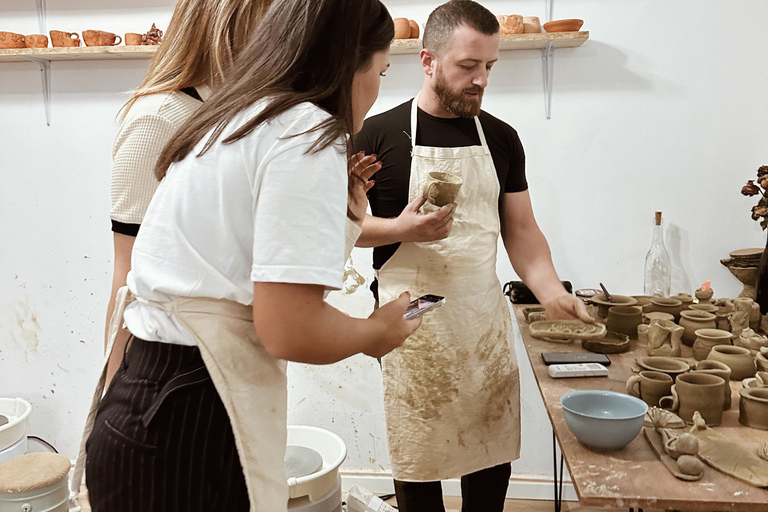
[552,431,564,512]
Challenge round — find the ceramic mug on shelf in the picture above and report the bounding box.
[125,33,143,46]
[0,31,26,49]
[626,371,673,408]
[422,171,463,207]
[25,34,48,48]
[50,30,80,47]
[83,30,122,47]
[659,371,725,425]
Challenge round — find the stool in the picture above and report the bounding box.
[0,452,71,512]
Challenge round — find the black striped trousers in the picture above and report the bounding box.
[85,337,250,512]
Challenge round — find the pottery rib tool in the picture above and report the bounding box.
[599,283,614,302]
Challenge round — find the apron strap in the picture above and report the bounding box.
[410,92,490,154]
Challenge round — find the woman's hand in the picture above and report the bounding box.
[365,291,421,358]
[348,151,381,225]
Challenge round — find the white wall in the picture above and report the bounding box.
[2,0,767,491]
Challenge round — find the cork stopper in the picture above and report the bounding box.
[655,211,662,226]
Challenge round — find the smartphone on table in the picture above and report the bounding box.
[403,294,445,320]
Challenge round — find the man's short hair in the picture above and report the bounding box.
[422,0,499,56]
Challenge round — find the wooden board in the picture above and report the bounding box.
[513,304,768,511]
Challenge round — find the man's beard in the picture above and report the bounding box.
[433,65,484,118]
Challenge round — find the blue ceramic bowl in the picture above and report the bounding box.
[560,390,648,451]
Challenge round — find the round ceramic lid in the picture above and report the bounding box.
[285,445,324,478]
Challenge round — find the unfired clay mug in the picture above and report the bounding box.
[739,387,768,430]
[659,371,725,425]
[695,359,732,410]
[25,34,48,48]
[0,31,26,49]
[422,171,463,207]
[125,33,143,46]
[83,30,122,47]
[626,370,673,408]
[50,30,80,47]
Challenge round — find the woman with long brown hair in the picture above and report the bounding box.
[105,0,272,386]
[84,0,415,511]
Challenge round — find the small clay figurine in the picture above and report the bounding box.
[142,23,163,45]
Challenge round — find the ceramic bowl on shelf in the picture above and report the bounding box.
[560,390,647,451]
[543,18,584,33]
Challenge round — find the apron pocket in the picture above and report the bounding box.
[103,419,159,451]
[141,365,212,428]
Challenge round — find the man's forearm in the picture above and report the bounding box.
[356,214,403,248]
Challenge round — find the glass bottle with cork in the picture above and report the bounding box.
[644,211,671,297]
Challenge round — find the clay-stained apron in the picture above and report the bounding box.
[376,95,521,481]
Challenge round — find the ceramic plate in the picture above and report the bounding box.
[529,320,606,341]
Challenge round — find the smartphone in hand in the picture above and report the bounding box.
[404,294,445,320]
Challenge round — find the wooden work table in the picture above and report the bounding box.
[512,305,768,512]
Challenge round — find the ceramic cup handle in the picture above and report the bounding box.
[422,182,438,204]
[114,35,122,45]
[625,375,642,398]
[659,385,678,411]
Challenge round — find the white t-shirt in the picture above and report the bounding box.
[124,101,348,346]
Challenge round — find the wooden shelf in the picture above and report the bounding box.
[0,32,588,63]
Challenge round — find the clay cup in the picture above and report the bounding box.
[707,344,756,380]
[83,30,122,47]
[422,171,463,207]
[606,305,642,338]
[695,360,732,410]
[739,387,768,430]
[659,372,725,425]
[125,33,143,46]
[0,31,26,49]
[50,30,80,47]
[626,371,673,408]
[25,34,48,48]
[393,18,411,39]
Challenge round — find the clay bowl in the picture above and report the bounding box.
[583,331,630,354]
[707,345,756,380]
[543,18,584,33]
[560,390,647,451]
[648,297,683,320]
[637,356,690,379]
[606,306,643,338]
[590,294,637,318]
[739,387,768,430]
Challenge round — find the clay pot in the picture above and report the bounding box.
[82,30,122,47]
[632,295,654,308]
[542,18,584,33]
[689,303,719,314]
[125,33,143,46]
[695,360,732,410]
[707,345,756,380]
[24,34,48,48]
[647,297,683,321]
[498,15,524,35]
[522,16,542,33]
[393,18,411,39]
[0,31,26,49]
[692,328,733,361]
[739,387,768,430]
[590,294,637,318]
[49,30,80,47]
[675,293,694,308]
[695,288,714,304]
[660,372,725,426]
[637,356,690,379]
[645,311,674,324]
[626,370,673,408]
[408,20,420,39]
[606,306,642,338]
[422,171,463,207]
[679,310,717,347]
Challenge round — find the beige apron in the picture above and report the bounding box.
[377,96,521,482]
[70,288,289,512]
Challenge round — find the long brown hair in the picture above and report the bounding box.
[121,0,273,117]
[154,0,394,181]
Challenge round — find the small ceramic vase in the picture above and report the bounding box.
[626,370,673,408]
[692,328,733,361]
[679,310,717,347]
[695,360,732,410]
[736,328,768,354]
[739,387,768,430]
[659,372,725,425]
[645,311,674,324]
[689,303,719,314]
[646,319,683,357]
[695,288,714,304]
[648,297,683,321]
[590,294,637,318]
[707,345,756,380]
[606,305,643,338]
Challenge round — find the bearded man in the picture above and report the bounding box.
[355,1,591,511]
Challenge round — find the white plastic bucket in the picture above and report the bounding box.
[0,398,32,452]
[0,479,69,512]
[286,425,346,502]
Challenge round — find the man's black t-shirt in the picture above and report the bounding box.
[356,99,528,270]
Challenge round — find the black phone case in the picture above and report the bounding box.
[541,352,611,366]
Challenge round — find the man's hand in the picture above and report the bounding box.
[543,293,595,324]
[395,196,455,243]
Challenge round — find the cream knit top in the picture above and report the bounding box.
[110,90,205,225]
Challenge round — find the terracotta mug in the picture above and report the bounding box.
[50,30,80,47]
[125,33,143,46]
[0,31,26,49]
[626,371,673,408]
[83,30,122,47]
[25,34,48,48]
[659,372,725,426]
[422,171,463,207]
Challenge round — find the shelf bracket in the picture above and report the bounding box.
[541,40,555,120]
[21,56,51,126]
